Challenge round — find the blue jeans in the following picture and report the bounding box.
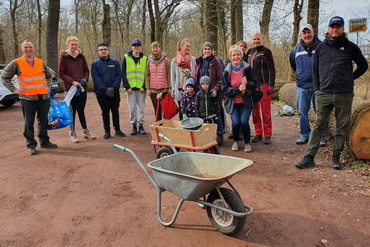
[231,104,252,143]
[296,87,316,139]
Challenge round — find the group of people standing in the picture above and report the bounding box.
[1,15,367,171]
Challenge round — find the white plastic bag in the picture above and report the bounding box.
[64,85,77,107]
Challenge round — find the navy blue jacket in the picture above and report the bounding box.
[91,56,122,95]
[313,35,368,93]
[289,36,321,89]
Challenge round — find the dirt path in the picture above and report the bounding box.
[0,93,368,247]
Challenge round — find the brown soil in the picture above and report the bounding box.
[0,93,368,247]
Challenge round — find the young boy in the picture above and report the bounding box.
[180,78,196,119]
[195,76,223,144]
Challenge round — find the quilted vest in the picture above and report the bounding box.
[149,56,168,89]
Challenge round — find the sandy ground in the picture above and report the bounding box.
[0,92,369,247]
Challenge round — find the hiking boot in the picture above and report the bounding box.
[40,141,58,149]
[231,141,239,151]
[103,132,111,139]
[69,131,79,143]
[252,135,262,143]
[115,130,126,137]
[294,155,315,169]
[139,124,146,135]
[319,138,327,147]
[332,156,342,170]
[217,133,224,145]
[264,137,272,145]
[130,124,138,135]
[83,129,96,140]
[296,138,308,145]
[244,143,252,152]
[28,148,37,155]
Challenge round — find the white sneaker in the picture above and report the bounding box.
[231,141,239,151]
[244,143,252,152]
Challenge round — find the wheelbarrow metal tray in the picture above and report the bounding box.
[150,120,217,150]
[148,153,253,201]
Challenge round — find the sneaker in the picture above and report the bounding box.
[296,138,308,145]
[83,129,96,140]
[216,133,224,145]
[103,132,111,139]
[252,135,262,143]
[231,141,239,151]
[28,148,37,155]
[70,131,79,143]
[264,137,272,145]
[115,130,126,137]
[332,156,342,170]
[244,143,252,152]
[40,141,58,149]
[294,155,315,169]
[319,138,326,147]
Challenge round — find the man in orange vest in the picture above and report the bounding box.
[1,40,57,155]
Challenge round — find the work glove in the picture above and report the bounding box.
[182,114,188,120]
[267,86,275,95]
[106,87,115,97]
[210,89,217,98]
[80,78,87,87]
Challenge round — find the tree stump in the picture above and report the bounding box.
[347,102,370,160]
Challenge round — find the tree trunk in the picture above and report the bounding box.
[46,0,60,73]
[307,0,319,34]
[217,0,227,59]
[260,0,274,43]
[235,0,243,42]
[36,0,42,57]
[10,0,25,58]
[205,0,218,50]
[0,26,6,63]
[230,0,236,44]
[141,0,146,46]
[102,1,111,45]
[289,0,303,81]
[74,0,81,35]
[147,0,156,42]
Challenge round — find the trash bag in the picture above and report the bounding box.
[48,93,73,129]
[161,93,179,119]
[277,105,295,116]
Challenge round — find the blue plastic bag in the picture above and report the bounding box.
[48,94,72,130]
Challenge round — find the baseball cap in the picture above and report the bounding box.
[329,16,344,27]
[300,24,313,32]
[131,39,142,46]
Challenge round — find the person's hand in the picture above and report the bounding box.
[139,88,145,92]
[80,78,87,87]
[127,88,133,94]
[239,83,246,92]
[267,86,275,95]
[106,87,115,97]
[14,88,25,95]
[146,90,151,96]
[210,89,217,98]
[156,92,163,99]
[241,76,247,85]
[72,81,81,87]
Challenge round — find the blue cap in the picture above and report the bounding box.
[131,39,142,46]
[185,78,195,88]
[329,16,344,27]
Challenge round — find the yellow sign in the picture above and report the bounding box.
[349,18,367,32]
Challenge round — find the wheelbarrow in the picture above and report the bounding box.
[113,134,254,235]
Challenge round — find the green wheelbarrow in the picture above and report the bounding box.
[113,134,254,236]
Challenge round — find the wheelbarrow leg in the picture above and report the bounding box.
[156,189,185,226]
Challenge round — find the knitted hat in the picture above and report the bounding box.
[200,76,210,85]
[202,41,214,50]
[185,78,195,88]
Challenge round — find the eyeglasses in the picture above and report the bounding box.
[98,48,108,51]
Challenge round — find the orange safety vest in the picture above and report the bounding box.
[16,56,48,96]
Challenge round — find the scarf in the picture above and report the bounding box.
[175,51,191,70]
[231,63,243,72]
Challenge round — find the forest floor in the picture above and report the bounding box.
[0,92,369,247]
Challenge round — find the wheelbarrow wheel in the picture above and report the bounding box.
[203,145,220,154]
[156,147,174,159]
[206,188,246,236]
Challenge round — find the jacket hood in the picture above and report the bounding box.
[127,50,144,59]
[59,48,83,57]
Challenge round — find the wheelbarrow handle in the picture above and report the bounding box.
[113,144,127,151]
[158,133,178,153]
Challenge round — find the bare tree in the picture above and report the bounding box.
[217,0,227,59]
[260,0,274,43]
[102,0,111,45]
[0,25,6,63]
[9,0,25,57]
[74,0,81,34]
[205,0,218,50]
[46,0,60,72]
[36,0,42,56]
[141,0,146,46]
[291,0,303,48]
[307,0,319,34]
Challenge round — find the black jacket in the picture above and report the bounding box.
[246,45,276,87]
[313,35,368,93]
[195,88,219,118]
[221,61,259,115]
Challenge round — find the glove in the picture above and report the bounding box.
[80,78,87,87]
[106,87,115,97]
[182,114,188,120]
[210,89,217,98]
[267,86,275,95]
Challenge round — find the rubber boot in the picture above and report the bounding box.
[139,124,146,135]
[83,129,96,140]
[130,124,137,135]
